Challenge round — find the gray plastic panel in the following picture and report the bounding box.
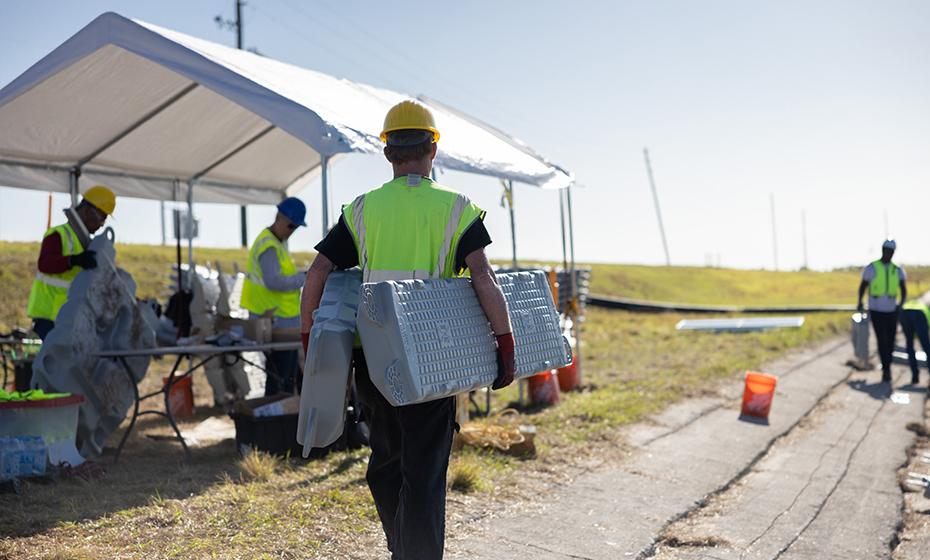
[31,229,156,458]
[358,270,571,406]
[296,270,361,457]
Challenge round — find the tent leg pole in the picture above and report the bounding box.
[558,188,568,272]
[321,156,330,238]
[508,180,517,270]
[239,205,248,248]
[566,184,581,385]
[186,180,194,291]
[68,167,80,207]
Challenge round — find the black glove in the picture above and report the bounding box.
[69,250,97,270]
[493,333,516,390]
[856,301,864,313]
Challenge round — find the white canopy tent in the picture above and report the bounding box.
[0,11,573,240]
[0,10,583,384]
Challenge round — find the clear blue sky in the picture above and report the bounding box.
[1,0,929,270]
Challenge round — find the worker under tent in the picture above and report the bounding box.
[0,12,586,462]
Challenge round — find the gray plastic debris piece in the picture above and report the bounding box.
[358,270,572,406]
[31,229,156,458]
[297,270,362,457]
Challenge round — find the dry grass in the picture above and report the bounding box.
[238,450,282,483]
[0,246,900,559]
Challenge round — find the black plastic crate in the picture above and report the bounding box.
[229,412,302,458]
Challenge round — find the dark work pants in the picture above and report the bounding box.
[32,319,54,341]
[870,310,899,377]
[264,350,298,395]
[899,309,930,383]
[353,349,455,560]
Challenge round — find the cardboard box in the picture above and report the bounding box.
[233,394,299,418]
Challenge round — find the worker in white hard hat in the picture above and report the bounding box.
[299,100,515,558]
[857,239,907,383]
[26,186,116,340]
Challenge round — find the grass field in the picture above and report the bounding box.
[0,241,921,559]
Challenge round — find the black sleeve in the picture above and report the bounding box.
[454,218,493,273]
[314,215,359,270]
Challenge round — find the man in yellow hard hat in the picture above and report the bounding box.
[26,186,115,340]
[240,197,308,395]
[299,100,515,558]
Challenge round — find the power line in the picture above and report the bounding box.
[249,4,408,93]
[288,0,538,131]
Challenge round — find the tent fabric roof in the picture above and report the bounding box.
[0,12,573,205]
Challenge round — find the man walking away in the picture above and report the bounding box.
[900,299,930,387]
[300,100,516,559]
[857,239,906,383]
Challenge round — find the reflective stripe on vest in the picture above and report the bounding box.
[903,301,930,325]
[870,260,899,297]
[240,228,300,318]
[343,177,484,283]
[26,223,84,321]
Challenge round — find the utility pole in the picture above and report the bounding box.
[770,193,778,271]
[801,210,808,270]
[643,148,671,266]
[217,1,249,247]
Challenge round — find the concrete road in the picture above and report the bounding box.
[450,338,927,559]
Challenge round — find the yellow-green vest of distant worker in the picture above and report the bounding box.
[903,300,930,325]
[342,176,485,282]
[869,260,899,297]
[26,223,84,321]
[240,228,300,318]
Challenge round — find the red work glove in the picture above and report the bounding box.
[300,331,310,356]
[493,332,516,390]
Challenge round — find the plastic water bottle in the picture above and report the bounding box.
[21,436,48,476]
[0,437,22,480]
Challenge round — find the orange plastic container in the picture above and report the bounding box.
[163,376,195,418]
[556,358,579,392]
[741,372,777,419]
[528,370,560,406]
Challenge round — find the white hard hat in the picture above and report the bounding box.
[882,239,897,250]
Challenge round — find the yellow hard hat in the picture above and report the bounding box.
[82,185,116,216]
[380,100,440,144]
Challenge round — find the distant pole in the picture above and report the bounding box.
[801,210,808,270]
[643,148,671,266]
[770,193,778,271]
[235,0,243,49]
[46,193,53,230]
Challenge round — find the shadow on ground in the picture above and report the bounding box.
[0,409,239,539]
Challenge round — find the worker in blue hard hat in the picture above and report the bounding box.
[241,197,308,395]
[857,239,907,384]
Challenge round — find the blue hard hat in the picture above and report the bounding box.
[277,197,307,227]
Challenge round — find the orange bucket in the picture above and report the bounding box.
[163,376,195,418]
[528,370,560,406]
[556,358,579,392]
[741,372,777,419]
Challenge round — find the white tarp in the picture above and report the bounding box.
[0,12,572,206]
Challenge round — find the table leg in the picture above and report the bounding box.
[114,356,141,464]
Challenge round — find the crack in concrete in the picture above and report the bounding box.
[639,340,847,449]
[768,374,896,559]
[638,355,858,560]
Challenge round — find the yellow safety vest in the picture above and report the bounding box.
[26,223,84,321]
[342,176,485,283]
[240,228,300,318]
[869,260,899,297]
[903,301,930,325]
